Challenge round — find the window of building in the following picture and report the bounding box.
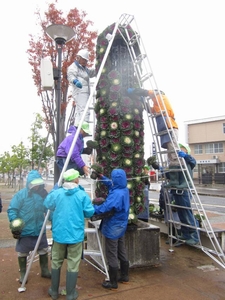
[205,143,223,154]
[219,163,225,173]
[194,144,203,154]
[223,123,225,134]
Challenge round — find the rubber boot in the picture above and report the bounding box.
[102,266,118,289]
[118,260,129,283]
[48,268,61,300]
[164,166,180,188]
[173,228,185,247]
[18,257,27,284]
[39,254,51,278]
[66,271,78,300]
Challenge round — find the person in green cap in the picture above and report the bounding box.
[44,168,94,300]
[7,170,51,284]
[56,122,92,176]
[170,142,200,246]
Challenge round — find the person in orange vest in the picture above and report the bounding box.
[127,88,179,167]
[127,88,180,188]
[147,90,179,166]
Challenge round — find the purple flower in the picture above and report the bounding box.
[108,106,119,116]
[99,138,109,148]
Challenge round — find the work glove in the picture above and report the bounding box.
[127,88,149,97]
[152,162,160,170]
[73,79,82,88]
[11,230,21,239]
[90,170,103,180]
[86,140,98,149]
[82,147,93,155]
[127,88,135,94]
[92,197,105,205]
[178,151,187,158]
[90,163,104,180]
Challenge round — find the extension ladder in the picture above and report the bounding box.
[112,13,225,268]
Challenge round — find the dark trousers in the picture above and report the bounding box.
[105,236,128,268]
[173,190,199,241]
[56,157,84,176]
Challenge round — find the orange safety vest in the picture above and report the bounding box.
[149,92,178,129]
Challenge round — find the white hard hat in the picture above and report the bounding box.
[77,49,89,61]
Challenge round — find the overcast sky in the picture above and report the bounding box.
[0,0,224,155]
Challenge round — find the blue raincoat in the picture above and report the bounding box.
[94,169,130,240]
[44,184,94,244]
[7,170,48,237]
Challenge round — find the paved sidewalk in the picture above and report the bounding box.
[1,182,225,299]
[1,236,225,300]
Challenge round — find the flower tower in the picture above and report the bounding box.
[93,23,146,225]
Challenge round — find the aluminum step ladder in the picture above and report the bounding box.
[26,222,109,280]
[83,221,109,280]
[114,13,225,268]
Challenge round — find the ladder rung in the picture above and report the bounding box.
[83,250,102,256]
[154,129,173,136]
[140,73,153,83]
[85,228,97,233]
[128,34,140,46]
[134,53,146,64]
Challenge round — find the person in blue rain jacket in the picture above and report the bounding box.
[44,168,94,300]
[94,169,130,290]
[7,170,51,284]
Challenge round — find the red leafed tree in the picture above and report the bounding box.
[27,1,98,150]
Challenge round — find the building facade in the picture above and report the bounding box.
[184,116,225,184]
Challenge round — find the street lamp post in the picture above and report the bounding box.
[45,24,75,184]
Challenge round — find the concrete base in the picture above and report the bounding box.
[86,220,160,269]
[150,217,225,251]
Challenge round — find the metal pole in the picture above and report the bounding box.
[54,42,63,185]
